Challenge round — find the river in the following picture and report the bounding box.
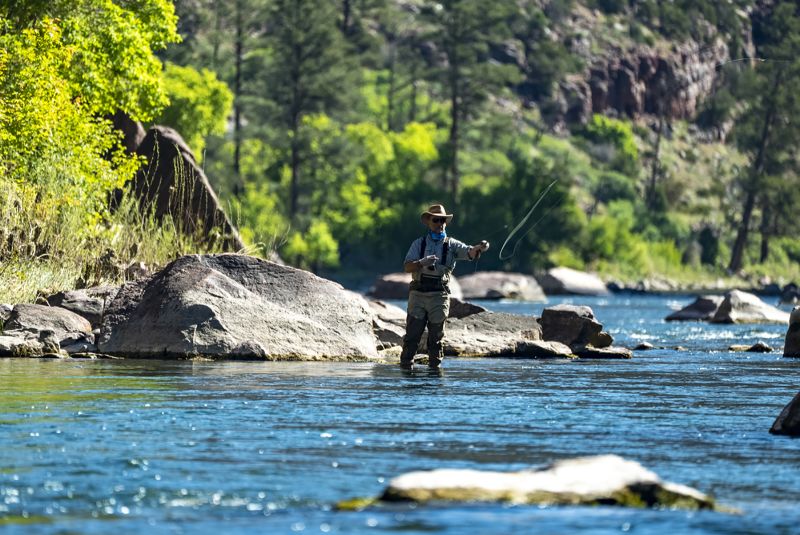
[2,294,799,534]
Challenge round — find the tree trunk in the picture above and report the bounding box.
[341,0,351,34]
[232,0,243,196]
[647,114,664,209]
[449,70,460,203]
[728,70,783,272]
[387,43,396,131]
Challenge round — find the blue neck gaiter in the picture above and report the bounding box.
[429,230,447,241]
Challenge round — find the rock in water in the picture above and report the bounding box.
[97,254,378,360]
[710,290,789,324]
[770,391,800,436]
[378,455,719,510]
[457,271,546,301]
[784,306,800,358]
[537,267,609,296]
[665,295,723,321]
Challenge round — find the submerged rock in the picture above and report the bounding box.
[457,271,546,301]
[98,254,378,360]
[770,391,800,436]
[783,307,800,358]
[710,290,789,324]
[537,267,609,296]
[665,295,723,321]
[576,346,633,359]
[728,341,772,353]
[375,455,719,510]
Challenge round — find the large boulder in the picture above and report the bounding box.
[457,271,546,301]
[783,306,800,358]
[665,295,723,321]
[97,254,378,360]
[442,312,569,358]
[367,272,463,300]
[539,304,611,350]
[46,286,119,328]
[770,391,800,436]
[132,126,244,251]
[537,267,609,296]
[376,455,719,510]
[710,290,790,324]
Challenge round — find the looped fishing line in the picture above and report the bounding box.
[498,179,559,261]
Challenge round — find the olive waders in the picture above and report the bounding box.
[400,244,451,369]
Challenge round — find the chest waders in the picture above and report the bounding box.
[400,235,450,369]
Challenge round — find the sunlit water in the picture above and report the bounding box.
[2,294,800,534]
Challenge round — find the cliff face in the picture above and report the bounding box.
[528,5,758,129]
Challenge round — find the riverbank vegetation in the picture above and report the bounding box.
[2,0,800,302]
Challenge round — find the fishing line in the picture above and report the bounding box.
[498,179,559,261]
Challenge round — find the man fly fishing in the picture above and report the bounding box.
[400,204,490,369]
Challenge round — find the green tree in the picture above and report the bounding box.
[260,0,359,222]
[155,62,233,159]
[728,2,800,272]
[421,0,519,203]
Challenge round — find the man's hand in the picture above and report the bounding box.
[470,240,490,259]
[419,254,438,267]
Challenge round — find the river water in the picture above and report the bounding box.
[2,294,799,534]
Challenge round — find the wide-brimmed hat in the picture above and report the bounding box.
[420,204,454,224]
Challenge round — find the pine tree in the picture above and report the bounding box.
[261,0,359,222]
[421,0,518,204]
[728,2,800,272]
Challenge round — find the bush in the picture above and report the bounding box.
[582,114,639,176]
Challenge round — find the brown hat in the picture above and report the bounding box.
[420,204,454,224]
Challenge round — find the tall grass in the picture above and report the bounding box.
[0,153,226,304]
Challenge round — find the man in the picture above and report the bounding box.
[400,204,490,369]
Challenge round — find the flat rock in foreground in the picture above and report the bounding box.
[376,455,719,510]
[98,254,377,360]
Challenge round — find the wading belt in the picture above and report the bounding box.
[409,235,450,293]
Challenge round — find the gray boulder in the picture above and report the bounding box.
[537,267,609,296]
[367,272,463,300]
[710,290,789,324]
[539,304,612,350]
[448,297,487,319]
[133,126,244,251]
[376,455,718,510]
[665,295,723,321]
[0,334,45,357]
[576,346,633,359]
[368,299,407,349]
[457,271,546,301]
[98,254,378,360]
[46,286,119,328]
[442,312,564,358]
[784,307,800,358]
[5,304,92,343]
[771,391,800,436]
